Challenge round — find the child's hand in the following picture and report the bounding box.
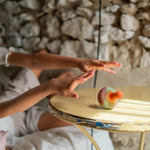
[78,60,122,74]
[49,70,95,98]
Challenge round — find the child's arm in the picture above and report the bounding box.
[7,51,122,74]
[0,70,94,118]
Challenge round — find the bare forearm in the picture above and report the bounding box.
[0,69,95,118]
[31,53,84,70]
[7,52,33,68]
[0,81,53,118]
[7,52,85,70]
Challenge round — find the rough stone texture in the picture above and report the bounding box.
[20,22,40,38]
[61,17,93,40]
[120,14,140,31]
[92,10,116,26]
[0,7,9,29]
[43,0,55,13]
[100,25,135,44]
[19,13,34,22]
[0,37,3,45]
[56,0,68,8]
[143,24,150,37]
[108,42,132,70]
[7,36,22,47]
[19,0,40,10]
[80,0,93,8]
[140,52,150,67]
[22,37,40,52]
[130,0,138,3]
[137,12,150,21]
[5,1,21,14]
[75,7,93,20]
[97,44,110,61]
[138,1,150,8]
[60,40,80,57]
[61,10,76,21]
[0,0,6,4]
[0,24,6,36]
[106,4,120,13]
[38,37,49,50]
[81,40,97,59]
[47,40,61,54]
[120,3,138,15]
[101,10,116,25]
[138,36,150,48]
[7,17,21,36]
[46,16,60,39]
[110,132,141,150]
[0,0,149,71]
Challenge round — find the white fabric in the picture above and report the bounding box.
[8,126,114,150]
[0,47,14,66]
[0,68,46,140]
[0,117,16,142]
[0,47,10,65]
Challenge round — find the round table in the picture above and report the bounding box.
[49,87,150,150]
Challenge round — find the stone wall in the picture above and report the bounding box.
[0,0,150,69]
[0,0,150,149]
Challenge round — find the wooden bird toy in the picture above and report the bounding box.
[98,87,123,110]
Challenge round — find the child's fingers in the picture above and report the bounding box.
[70,92,79,98]
[62,90,79,98]
[81,69,95,79]
[102,68,116,74]
[105,64,122,68]
[88,65,104,70]
[77,69,95,79]
[74,70,95,83]
[87,61,122,71]
[100,61,122,68]
[88,63,106,70]
[69,70,95,91]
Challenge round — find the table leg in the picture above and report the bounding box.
[75,125,101,150]
[140,132,145,150]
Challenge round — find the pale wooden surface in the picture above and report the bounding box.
[50,87,150,132]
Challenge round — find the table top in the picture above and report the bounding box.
[49,87,150,132]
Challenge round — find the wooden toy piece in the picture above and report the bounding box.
[98,87,123,110]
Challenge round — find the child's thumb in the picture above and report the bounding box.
[70,92,79,98]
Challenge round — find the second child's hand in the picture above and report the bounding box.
[78,60,122,73]
[49,69,95,98]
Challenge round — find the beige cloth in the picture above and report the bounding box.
[0,47,14,66]
[0,68,47,144]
